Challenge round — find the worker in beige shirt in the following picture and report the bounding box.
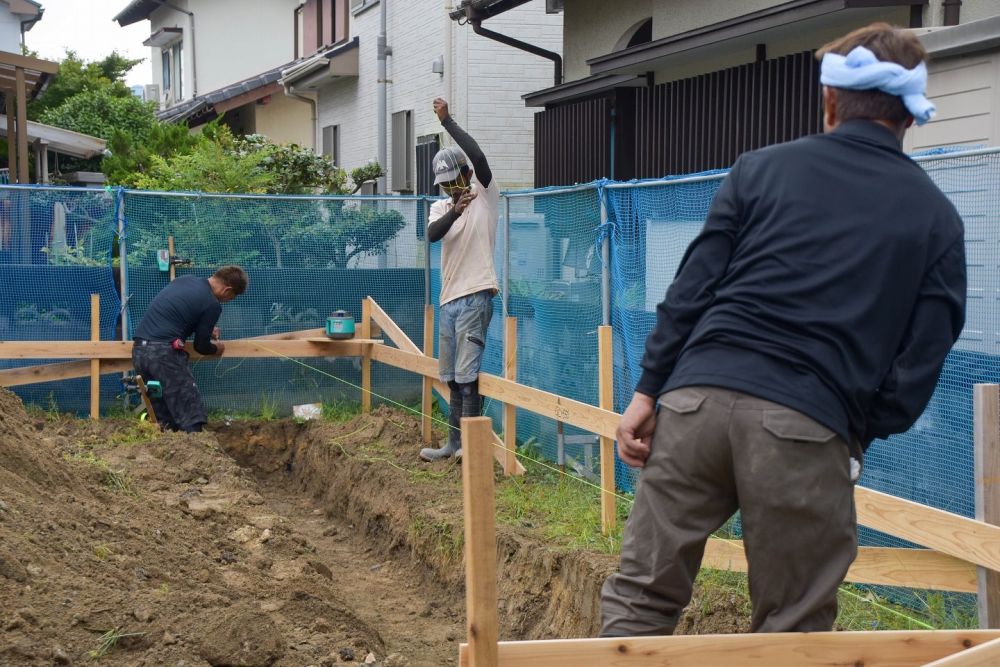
[420,98,500,462]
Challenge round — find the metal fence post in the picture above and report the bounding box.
[600,192,610,328]
[503,194,511,319]
[116,188,130,342]
[424,197,431,307]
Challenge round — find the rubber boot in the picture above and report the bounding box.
[419,382,462,461]
[454,380,481,460]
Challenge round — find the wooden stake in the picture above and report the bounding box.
[422,305,434,444]
[923,635,1000,666]
[90,294,100,419]
[976,383,1000,628]
[135,375,158,425]
[462,416,499,667]
[503,317,518,476]
[167,236,176,281]
[361,298,372,413]
[598,325,615,534]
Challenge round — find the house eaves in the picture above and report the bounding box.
[523,73,645,107]
[915,15,1000,57]
[113,0,160,27]
[587,0,926,77]
[9,0,43,31]
[157,59,302,125]
[448,0,532,21]
[280,37,360,91]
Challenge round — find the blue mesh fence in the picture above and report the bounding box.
[121,190,429,416]
[2,147,1000,624]
[0,186,122,413]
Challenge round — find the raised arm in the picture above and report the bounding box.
[433,98,493,188]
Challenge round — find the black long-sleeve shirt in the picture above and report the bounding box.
[638,120,966,450]
[134,275,222,355]
[428,115,493,243]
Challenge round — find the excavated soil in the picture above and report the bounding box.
[0,388,747,666]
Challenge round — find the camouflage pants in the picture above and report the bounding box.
[132,341,208,432]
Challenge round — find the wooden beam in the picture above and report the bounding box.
[458,630,1000,667]
[246,327,326,341]
[855,486,1000,574]
[422,305,434,444]
[0,339,382,359]
[702,538,977,593]
[5,92,13,177]
[976,384,1000,627]
[369,344,620,442]
[90,294,100,420]
[504,317,518,476]
[168,236,176,281]
[0,51,60,75]
[923,636,1000,666]
[366,298,524,474]
[0,358,133,387]
[361,298,372,413]
[15,66,27,184]
[598,325,615,535]
[461,416,499,667]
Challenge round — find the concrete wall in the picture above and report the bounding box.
[315,0,562,191]
[254,92,315,147]
[149,0,299,103]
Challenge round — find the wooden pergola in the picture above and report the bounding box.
[0,50,59,184]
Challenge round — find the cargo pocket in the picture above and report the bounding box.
[659,388,706,415]
[762,410,836,443]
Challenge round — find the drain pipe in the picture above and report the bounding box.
[153,0,198,97]
[468,16,561,86]
[942,0,962,26]
[377,0,390,193]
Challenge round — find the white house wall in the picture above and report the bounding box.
[149,0,299,102]
[0,3,24,53]
[315,0,562,191]
[905,51,1000,151]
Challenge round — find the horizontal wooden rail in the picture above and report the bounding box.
[458,630,1000,667]
[0,339,381,359]
[0,358,133,387]
[366,298,526,475]
[703,538,976,593]
[370,344,620,441]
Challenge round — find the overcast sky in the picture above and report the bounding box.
[24,0,153,88]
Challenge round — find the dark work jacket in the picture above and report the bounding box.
[637,120,966,451]
[134,275,221,355]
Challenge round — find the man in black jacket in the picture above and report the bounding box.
[601,23,966,635]
[132,265,248,433]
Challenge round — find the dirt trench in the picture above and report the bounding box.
[0,389,747,667]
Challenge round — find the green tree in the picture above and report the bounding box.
[124,128,405,269]
[28,50,143,120]
[39,89,157,143]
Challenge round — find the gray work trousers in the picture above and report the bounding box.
[600,386,857,635]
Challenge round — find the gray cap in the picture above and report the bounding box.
[432,146,469,185]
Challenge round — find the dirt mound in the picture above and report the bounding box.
[0,392,421,666]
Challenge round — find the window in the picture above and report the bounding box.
[172,42,184,100]
[161,42,184,103]
[322,124,340,166]
[391,110,414,192]
[415,134,440,196]
[161,50,170,94]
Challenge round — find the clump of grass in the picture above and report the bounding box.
[88,627,145,659]
[258,392,281,421]
[93,544,111,560]
[321,399,360,422]
[103,469,136,496]
[495,440,631,555]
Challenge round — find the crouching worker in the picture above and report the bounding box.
[132,265,248,432]
[419,97,500,462]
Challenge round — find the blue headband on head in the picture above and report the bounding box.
[820,45,935,125]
